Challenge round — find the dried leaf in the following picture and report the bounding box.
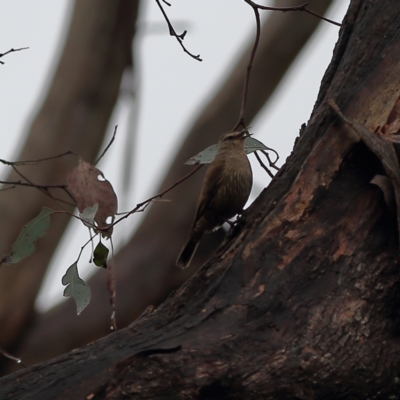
[62,262,91,315]
[1,207,53,266]
[185,137,269,165]
[67,158,118,237]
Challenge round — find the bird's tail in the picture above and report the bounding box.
[176,237,200,269]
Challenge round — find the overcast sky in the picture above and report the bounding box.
[0,0,349,310]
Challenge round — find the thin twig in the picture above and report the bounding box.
[0,180,68,190]
[109,164,204,229]
[304,6,341,27]
[76,234,98,263]
[244,1,341,27]
[234,0,340,131]
[233,4,261,131]
[155,0,202,61]
[260,149,279,170]
[254,151,274,178]
[0,185,15,191]
[53,210,98,232]
[107,237,118,331]
[136,164,203,207]
[95,125,118,166]
[0,151,76,205]
[0,348,26,368]
[10,165,76,207]
[0,150,75,166]
[0,47,29,65]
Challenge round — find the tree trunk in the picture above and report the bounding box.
[2,0,400,398]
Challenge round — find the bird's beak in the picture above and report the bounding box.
[241,129,252,139]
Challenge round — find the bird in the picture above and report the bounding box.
[176,129,253,269]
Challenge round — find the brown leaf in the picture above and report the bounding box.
[67,158,118,237]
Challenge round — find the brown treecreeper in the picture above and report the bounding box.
[177,130,253,269]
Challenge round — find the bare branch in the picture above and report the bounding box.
[234,5,262,131]
[254,151,274,178]
[0,180,68,190]
[9,165,76,207]
[155,0,202,61]
[0,348,26,368]
[109,164,204,229]
[260,149,279,170]
[107,238,117,331]
[244,1,341,27]
[95,126,118,166]
[0,47,29,65]
[0,151,75,167]
[235,0,340,131]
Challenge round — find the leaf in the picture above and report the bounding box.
[185,143,219,165]
[185,137,269,165]
[93,242,109,268]
[79,204,99,228]
[62,262,91,315]
[244,137,270,153]
[1,207,53,266]
[67,158,118,237]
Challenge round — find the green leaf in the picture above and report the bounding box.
[185,137,269,165]
[1,207,53,266]
[62,262,91,315]
[93,242,109,268]
[185,143,218,165]
[79,204,98,228]
[243,137,270,153]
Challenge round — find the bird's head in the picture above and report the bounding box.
[218,129,250,151]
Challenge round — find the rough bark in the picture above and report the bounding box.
[1,0,400,398]
[14,0,334,367]
[0,0,140,351]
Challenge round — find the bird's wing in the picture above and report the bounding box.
[194,161,224,222]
